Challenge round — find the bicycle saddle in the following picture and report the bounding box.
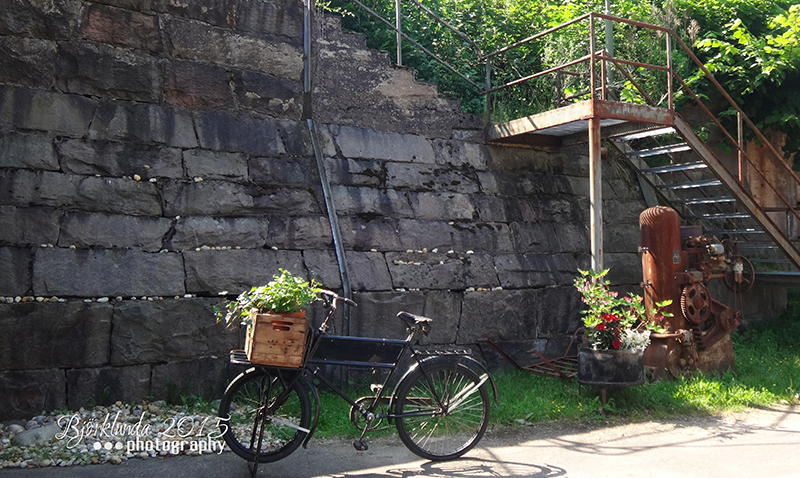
[397,311,432,335]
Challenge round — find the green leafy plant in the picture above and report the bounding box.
[215,269,321,328]
[574,269,672,351]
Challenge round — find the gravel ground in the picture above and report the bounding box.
[0,401,228,470]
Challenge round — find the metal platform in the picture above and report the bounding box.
[488,100,675,148]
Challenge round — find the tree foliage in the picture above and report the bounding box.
[692,4,800,157]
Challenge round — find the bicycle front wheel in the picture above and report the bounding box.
[219,367,311,463]
[394,361,490,461]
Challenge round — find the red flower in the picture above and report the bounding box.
[602,313,619,322]
[597,323,606,331]
[612,339,621,349]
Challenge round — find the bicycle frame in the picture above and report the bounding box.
[229,290,498,468]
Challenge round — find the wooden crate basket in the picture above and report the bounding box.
[245,311,309,367]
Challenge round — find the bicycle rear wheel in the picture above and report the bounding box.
[394,361,490,461]
[219,367,311,463]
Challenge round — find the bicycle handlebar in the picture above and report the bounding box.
[318,289,357,308]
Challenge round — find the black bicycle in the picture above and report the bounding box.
[218,290,497,473]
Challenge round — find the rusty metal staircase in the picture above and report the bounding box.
[484,13,800,274]
[610,116,800,271]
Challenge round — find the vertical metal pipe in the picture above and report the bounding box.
[589,13,596,100]
[304,0,312,93]
[308,119,352,335]
[485,58,491,124]
[395,0,402,66]
[737,112,744,184]
[303,1,351,333]
[589,116,603,272]
[604,0,614,86]
[666,34,673,109]
[600,53,607,100]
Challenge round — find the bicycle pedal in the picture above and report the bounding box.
[353,441,369,451]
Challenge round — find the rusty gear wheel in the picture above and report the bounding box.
[681,283,712,324]
[724,255,755,294]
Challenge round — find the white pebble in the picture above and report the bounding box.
[133,174,141,181]
[97,297,109,303]
[149,178,157,183]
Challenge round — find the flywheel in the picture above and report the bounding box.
[681,283,712,324]
[724,255,755,294]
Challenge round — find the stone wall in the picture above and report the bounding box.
[0,0,649,419]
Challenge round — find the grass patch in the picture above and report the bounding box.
[312,291,800,437]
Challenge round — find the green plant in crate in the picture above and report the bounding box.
[215,269,321,328]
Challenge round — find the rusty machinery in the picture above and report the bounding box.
[639,206,754,378]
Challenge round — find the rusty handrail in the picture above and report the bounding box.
[485,54,593,94]
[669,32,800,189]
[672,73,800,225]
[346,0,482,90]
[483,13,592,60]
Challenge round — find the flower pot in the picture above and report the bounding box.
[576,344,645,387]
[245,311,308,367]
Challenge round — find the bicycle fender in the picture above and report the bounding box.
[389,355,499,413]
[456,355,500,405]
[301,376,320,449]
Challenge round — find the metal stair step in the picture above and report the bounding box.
[736,243,779,249]
[642,161,707,174]
[707,229,766,235]
[675,196,736,205]
[612,126,676,141]
[629,143,691,158]
[657,179,722,190]
[698,212,751,220]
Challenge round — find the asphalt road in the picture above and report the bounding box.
[1,405,799,478]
